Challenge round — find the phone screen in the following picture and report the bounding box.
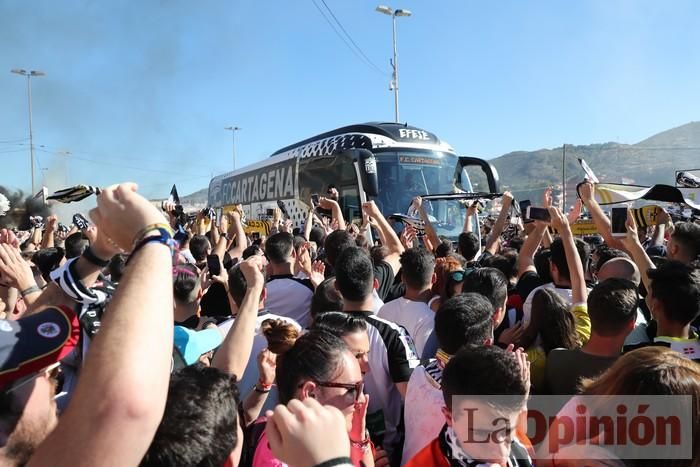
[519,200,532,222]
[206,254,221,276]
[526,206,551,222]
[611,207,628,237]
[266,208,274,216]
[311,194,320,207]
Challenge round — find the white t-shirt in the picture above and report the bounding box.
[264,275,314,328]
[218,311,301,413]
[378,297,434,356]
[402,361,446,464]
[348,312,420,457]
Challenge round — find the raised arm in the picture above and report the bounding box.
[226,210,248,261]
[578,181,626,250]
[318,197,346,231]
[362,201,404,274]
[413,196,440,253]
[620,209,655,293]
[517,222,547,279]
[548,207,587,304]
[242,348,276,425]
[29,183,174,467]
[463,201,479,234]
[211,256,265,380]
[484,191,513,255]
[40,215,57,249]
[304,202,315,241]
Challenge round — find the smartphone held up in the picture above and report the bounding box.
[525,206,551,222]
[610,207,628,238]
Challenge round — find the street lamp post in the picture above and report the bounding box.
[224,126,241,171]
[376,5,411,123]
[11,69,45,194]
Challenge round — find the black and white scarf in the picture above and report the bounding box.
[438,424,533,467]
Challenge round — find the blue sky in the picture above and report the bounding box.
[2,0,700,200]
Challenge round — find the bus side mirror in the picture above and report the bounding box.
[350,149,379,197]
[457,156,500,193]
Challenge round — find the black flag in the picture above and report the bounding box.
[168,185,181,205]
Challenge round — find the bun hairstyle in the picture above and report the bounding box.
[261,319,300,355]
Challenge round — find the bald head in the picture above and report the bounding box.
[597,257,641,286]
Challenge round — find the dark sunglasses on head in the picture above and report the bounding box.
[449,270,466,283]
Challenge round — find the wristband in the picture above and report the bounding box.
[128,228,176,263]
[254,386,271,394]
[20,285,41,297]
[82,247,110,267]
[314,457,353,467]
[132,223,174,248]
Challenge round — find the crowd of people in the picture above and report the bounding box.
[0,180,698,467]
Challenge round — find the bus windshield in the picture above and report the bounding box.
[373,150,472,240]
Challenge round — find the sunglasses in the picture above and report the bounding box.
[301,380,365,402]
[449,270,466,283]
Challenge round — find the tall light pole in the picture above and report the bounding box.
[224,126,241,171]
[11,69,45,194]
[376,5,411,123]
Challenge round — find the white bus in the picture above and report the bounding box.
[207,122,500,240]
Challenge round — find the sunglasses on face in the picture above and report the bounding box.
[301,380,365,403]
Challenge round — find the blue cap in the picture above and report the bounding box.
[173,326,223,366]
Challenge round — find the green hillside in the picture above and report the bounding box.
[488,121,700,204]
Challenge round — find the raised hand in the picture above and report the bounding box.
[567,199,583,224]
[621,208,641,249]
[0,244,35,291]
[88,183,168,251]
[46,215,58,232]
[548,206,570,234]
[361,200,381,218]
[309,260,326,289]
[318,197,338,210]
[257,348,277,388]
[0,229,20,249]
[266,398,350,467]
[400,224,417,249]
[239,255,266,291]
[543,187,553,208]
[578,181,594,203]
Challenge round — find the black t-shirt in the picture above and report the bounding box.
[516,270,544,302]
[373,260,395,302]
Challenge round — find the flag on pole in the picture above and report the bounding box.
[33,186,48,205]
[168,184,181,205]
[47,185,100,203]
[577,182,700,210]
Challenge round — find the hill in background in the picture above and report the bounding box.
[487,121,700,205]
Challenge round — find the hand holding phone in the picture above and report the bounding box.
[206,254,222,277]
[525,206,551,222]
[519,200,532,223]
[311,194,320,208]
[610,207,628,238]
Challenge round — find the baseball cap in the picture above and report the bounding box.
[0,305,80,390]
[173,326,223,367]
